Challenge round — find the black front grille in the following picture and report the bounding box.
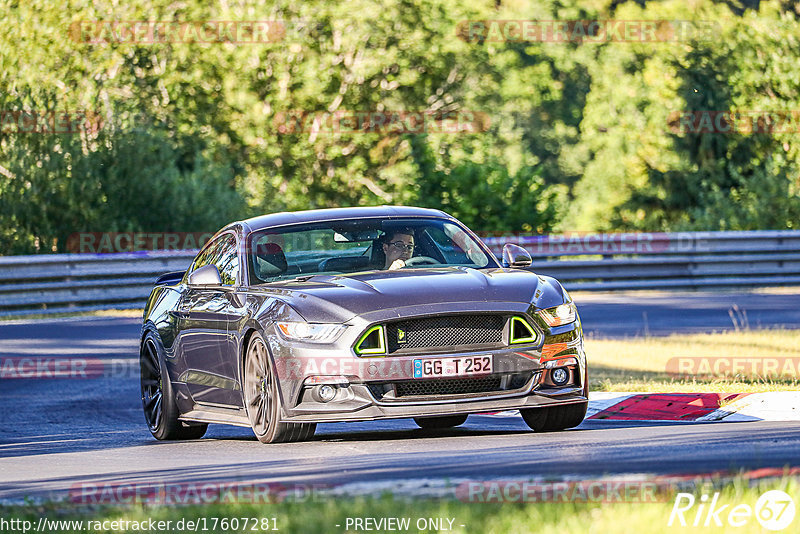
[385,315,504,353]
[396,376,502,396]
[366,372,533,400]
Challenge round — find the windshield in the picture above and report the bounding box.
[247,217,496,284]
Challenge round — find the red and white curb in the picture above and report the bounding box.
[483,392,800,421]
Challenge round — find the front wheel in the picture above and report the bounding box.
[140,331,207,440]
[521,402,587,432]
[413,414,468,429]
[243,332,315,443]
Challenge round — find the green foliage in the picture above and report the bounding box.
[410,135,564,233]
[572,0,800,231]
[2,0,800,254]
[0,94,243,254]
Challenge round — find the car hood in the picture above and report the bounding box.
[249,267,566,323]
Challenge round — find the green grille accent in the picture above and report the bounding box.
[354,325,386,355]
[510,316,538,344]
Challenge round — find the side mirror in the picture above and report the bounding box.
[188,264,222,286]
[502,243,532,268]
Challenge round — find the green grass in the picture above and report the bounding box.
[587,329,800,392]
[2,477,798,533]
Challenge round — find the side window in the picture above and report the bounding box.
[191,238,222,273]
[189,233,239,286]
[214,234,240,286]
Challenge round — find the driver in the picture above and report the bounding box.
[382,229,415,270]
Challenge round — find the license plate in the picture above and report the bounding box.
[413,355,493,379]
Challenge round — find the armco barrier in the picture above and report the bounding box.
[1,231,799,316]
[0,251,196,317]
[485,230,800,291]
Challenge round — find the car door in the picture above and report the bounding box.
[212,233,249,406]
[178,232,244,408]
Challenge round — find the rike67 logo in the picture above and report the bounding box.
[669,490,795,531]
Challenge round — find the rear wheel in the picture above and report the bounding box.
[521,402,587,432]
[244,332,315,443]
[413,414,468,429]
[140,331,207,440]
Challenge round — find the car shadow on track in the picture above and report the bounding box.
[193,415,735,445]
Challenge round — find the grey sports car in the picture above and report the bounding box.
[140,206,588,443]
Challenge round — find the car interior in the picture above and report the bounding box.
[248,220,486,285]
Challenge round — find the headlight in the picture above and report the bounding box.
[537,302,577,327]
[276,322,346,343]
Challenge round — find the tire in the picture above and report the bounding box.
[413,414,469,429]
[521,402,587,432]
[140,331,208,440]
[243,332,316,443]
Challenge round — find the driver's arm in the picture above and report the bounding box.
[388,259,406,270]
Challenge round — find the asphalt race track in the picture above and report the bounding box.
[2,290,800,502]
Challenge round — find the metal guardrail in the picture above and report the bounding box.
[0,251,197,317]
[1,231,799,316]
[483,230,800,291]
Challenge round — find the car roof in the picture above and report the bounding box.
[238,206,453,233]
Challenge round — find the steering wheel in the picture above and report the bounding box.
[403,256,440,267]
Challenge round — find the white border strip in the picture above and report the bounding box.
[585,392,635,418]
[698,392,800,422]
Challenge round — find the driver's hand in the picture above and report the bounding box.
[388,259,406,270]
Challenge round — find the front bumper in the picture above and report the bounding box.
[267,311,588,424]
[285,383,586,423]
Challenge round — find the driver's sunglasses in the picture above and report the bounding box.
[389,241,415,251]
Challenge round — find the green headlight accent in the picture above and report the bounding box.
[354,325,386,355]
[510,316,538,344]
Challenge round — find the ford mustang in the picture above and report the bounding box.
[140,206,588,443]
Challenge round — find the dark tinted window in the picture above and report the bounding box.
[214,234,240,285]
[248,217,495,284]
[191,232,239,286]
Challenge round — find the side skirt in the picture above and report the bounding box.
[179,405,252,428]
